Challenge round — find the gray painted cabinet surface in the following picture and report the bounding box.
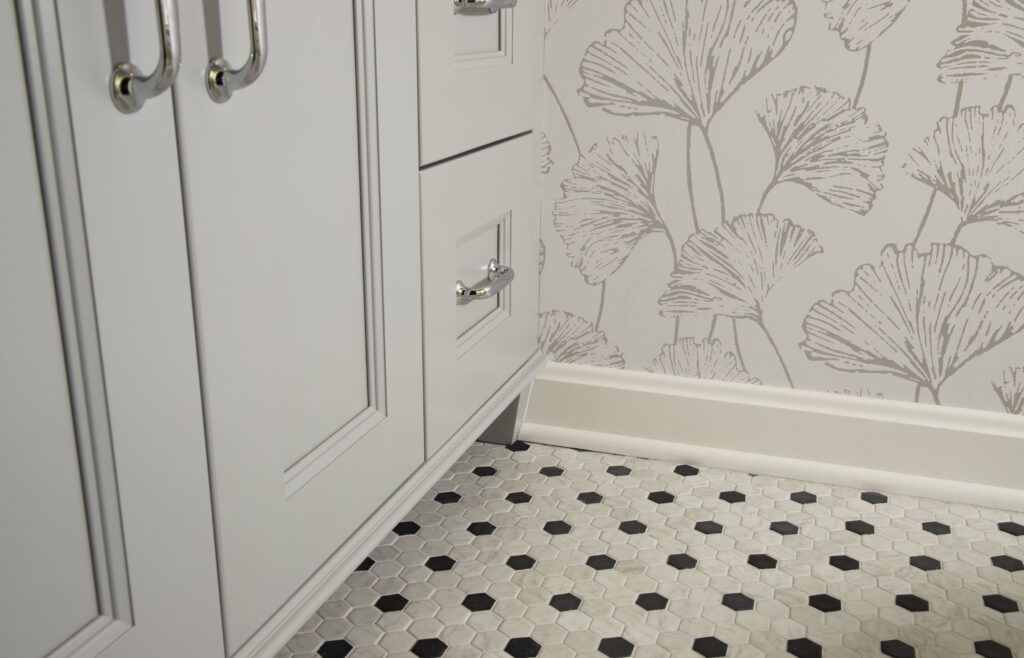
[3,1,223,655]
[3,1,538,655]
[417,0,542,165]
[173,0,424,652]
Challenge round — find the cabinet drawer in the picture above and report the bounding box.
[417,0,542,165]
[422,134,539,455]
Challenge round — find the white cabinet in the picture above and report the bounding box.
[417,0,543,164]
[421,135,540,456]
[2,1,222,655]
[173,1,423,652]
[3,1,541,655]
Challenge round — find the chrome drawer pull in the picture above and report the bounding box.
[454,0,517,14]
[456,259,515,305]
[110,0,181,114]
[207,0,268,103]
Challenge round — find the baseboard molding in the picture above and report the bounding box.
[238,351,546,657]
[521,362,1024,512]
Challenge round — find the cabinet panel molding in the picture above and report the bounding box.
[174,0,425,651]
[8,1,223,655]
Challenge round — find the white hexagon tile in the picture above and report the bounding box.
[278,442,1024,658]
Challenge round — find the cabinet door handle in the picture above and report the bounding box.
[207,0,268,103]
[456,260,515,305]
[454,0,517,14]
[110,0,181,114]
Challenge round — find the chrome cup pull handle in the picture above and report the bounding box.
[207,0,268,103]
[456,260,515,305]
[454,0,517,14]
[110,0,181,114]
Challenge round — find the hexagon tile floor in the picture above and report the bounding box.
[279,441,1024,658]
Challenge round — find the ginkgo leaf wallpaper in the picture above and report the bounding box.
[539,0,1024,414]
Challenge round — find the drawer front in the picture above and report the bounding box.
[422,135,539,455]
[417,0,542,165]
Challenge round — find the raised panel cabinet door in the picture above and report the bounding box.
[417,0,542,164]
[421,135,540,456]
[173,1,424,652]
[4,1,223,656]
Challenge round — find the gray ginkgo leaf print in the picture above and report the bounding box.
[578,0,797,128]
[993,366,1024,414]
[822,0,912,52]
[540,132,553,175]
[659,214,822,321]
[758,86,889,215]
[801,243,1024,401]
[830,388,884,398]
[553,134,664,285]
[938,0,1024,84]
[539,310,626,368]
[646,338,761,384]
[905,106,1024,235]
[546,0,581,36]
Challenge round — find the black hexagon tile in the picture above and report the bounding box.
[921,520,951,535]
[598,637,634,658]
[770,520,798,535]
[845,519,874,535]
[618,520,647,535]
[543,520,571,535]
[808,593,841,613]
[392,521,420,536]
[461,592,494,612]
[992,554,1024,572]
[433,491,461,504]
[635,592,668,611]
[466,521,495,536]
[373,593,407,612]
[976,640,1014,658]
[505,637,541,657]
[747,553,777,569]
[316,639,352,658]
[722,592,754,611]
[829,554,859,571]
[999,521,1024,536]
[667,553,697,570]
[790,490,817,504]
[983,594,1020,614]
[719,490,746,503]
[549,593,581,612]
[586,554,616,570]
[506,491,531,504]
[880,639,916,658]
[284,441,1024,658]
[909,555,941,571]
[895,594,930,612]
[505,554,535,570]
[694,520,722,535]
[410,638,446,658]
[787,638,822,658]
[692,636,727,657]
[647,490,675,504]
[861,491,888,504]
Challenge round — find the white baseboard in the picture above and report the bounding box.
[238,351,546,658]
[521,362,1024,512]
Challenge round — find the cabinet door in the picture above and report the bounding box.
[417,0,542,164]
[173,1,424,652]
[2,2,222,656]
[421,134,540,455]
